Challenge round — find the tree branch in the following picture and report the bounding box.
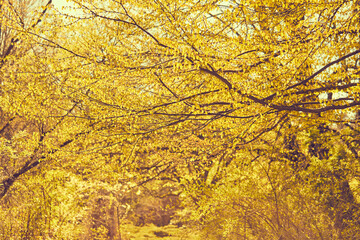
[287,49,360,91]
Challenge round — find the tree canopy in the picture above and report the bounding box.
[1,0,360,239]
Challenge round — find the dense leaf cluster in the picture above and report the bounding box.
[1,0,360,239]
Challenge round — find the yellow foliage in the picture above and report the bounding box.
[1,0,360,239]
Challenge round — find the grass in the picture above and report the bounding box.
[120,222,202,240]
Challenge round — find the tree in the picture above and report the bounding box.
[37,0,359,163]
[1,0,360,239]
